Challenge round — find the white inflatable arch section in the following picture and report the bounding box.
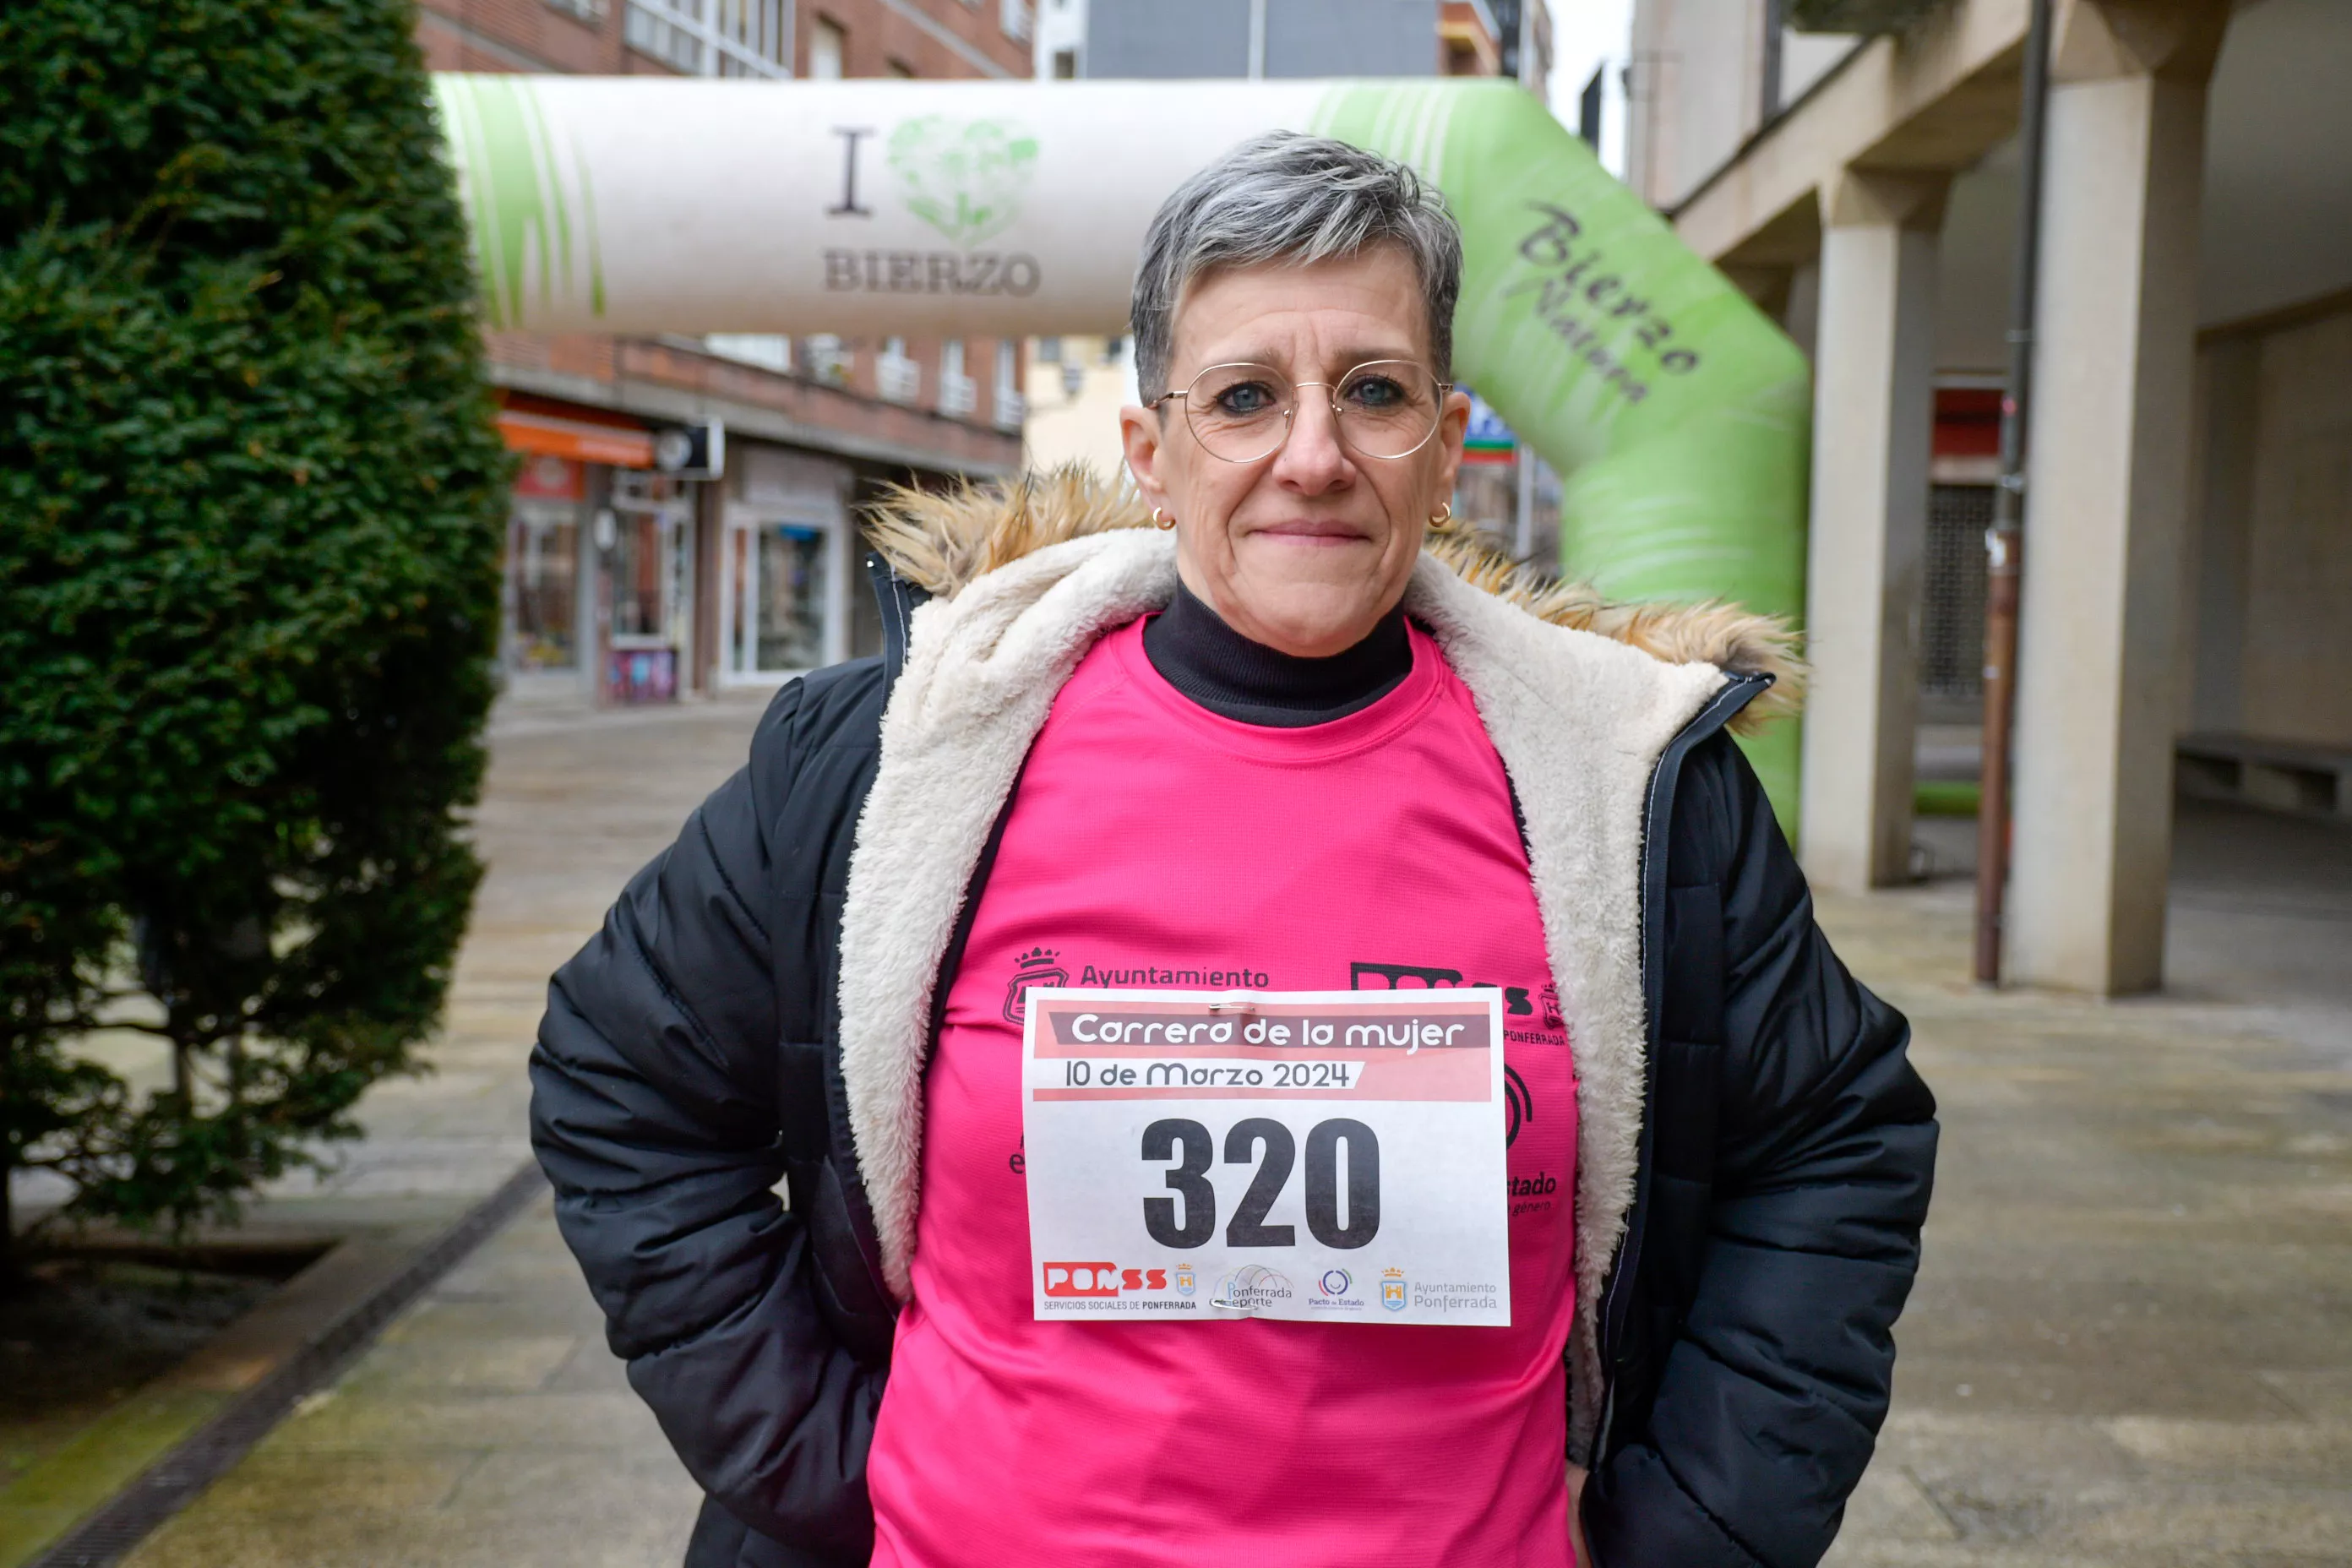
[433,74,1808,804]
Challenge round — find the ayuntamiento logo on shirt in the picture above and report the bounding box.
[1002,946,1067,1025]
[1004,947,1272,1024]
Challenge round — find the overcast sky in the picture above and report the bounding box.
[1542,0,1633,177]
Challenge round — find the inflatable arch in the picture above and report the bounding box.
[431,74,1810,813]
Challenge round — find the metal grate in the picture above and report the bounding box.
[1921,483,1993,704]
[27,1162,551,1568]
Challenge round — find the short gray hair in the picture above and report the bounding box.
[1130,132,1463,400]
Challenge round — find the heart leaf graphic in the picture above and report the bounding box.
[886,116,1040,248]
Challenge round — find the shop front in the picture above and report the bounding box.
[714,442,857,686]
[605,471,697,704]
[506,449,590,675]
[494,395,703,706]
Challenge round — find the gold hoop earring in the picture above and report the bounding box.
[1151,507,1177,531]
[1429,501,1453,525]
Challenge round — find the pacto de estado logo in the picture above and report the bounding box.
[1042,1261,1171,1298]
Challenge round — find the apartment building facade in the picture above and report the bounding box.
[416,0,1034,703]
[1625,0,2352,992]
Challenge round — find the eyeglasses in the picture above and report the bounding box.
[1148,360,1453,464]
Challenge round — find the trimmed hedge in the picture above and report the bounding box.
[1,0,510,1260]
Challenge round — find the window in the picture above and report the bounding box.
[939,340,976,418]
[624,0,792,77]
[1001,0,1031,42]
[802,334,851,385]
[545,0,606,24]
[705,335,793,373]
[723,512,840,679]
[508,503,581,669]
[1051,47,1076,78]
[1922,484,1993,706]
[810,17,845,78]
[878,337,921,404]
[1035,336,1062,363]
[993,340,1025,431]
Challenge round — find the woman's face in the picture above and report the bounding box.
[1119,247,1470,659]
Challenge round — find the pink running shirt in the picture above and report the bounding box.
[865,616,1580,1567]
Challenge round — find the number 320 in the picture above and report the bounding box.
[1141,1117,1380,1250]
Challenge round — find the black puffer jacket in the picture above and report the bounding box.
[531,559,1936,1568]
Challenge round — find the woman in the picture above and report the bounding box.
[532,133,1935,1568]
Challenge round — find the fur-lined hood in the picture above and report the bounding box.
[864,466,1801,730]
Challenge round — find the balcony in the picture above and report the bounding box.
[993,389,1026,431]
[878,353,923,405]
[938,373,978,420]
[802,335,852,387]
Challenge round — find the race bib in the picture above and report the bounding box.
[1022,988,1511,1326]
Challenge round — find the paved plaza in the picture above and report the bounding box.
[105,697,2352,1568]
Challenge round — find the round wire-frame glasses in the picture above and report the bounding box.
[1148,359,1454,464]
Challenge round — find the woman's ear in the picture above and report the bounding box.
[1119,402,1171,513]
[1429,386,1473,501]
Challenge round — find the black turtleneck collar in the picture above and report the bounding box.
[1141,581,1412,728]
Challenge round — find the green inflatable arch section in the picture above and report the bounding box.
[433,74,1808,812]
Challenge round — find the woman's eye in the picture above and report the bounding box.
[1216,383,1278,416]
[1346,376,1407,410]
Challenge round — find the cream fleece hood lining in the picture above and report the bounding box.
[863,466,1801,731]
[835,467,1798,1461]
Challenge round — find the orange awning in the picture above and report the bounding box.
[497,410,656,468]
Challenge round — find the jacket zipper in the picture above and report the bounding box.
[1585,671,1771,1467]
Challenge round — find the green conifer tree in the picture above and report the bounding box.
[0,0,509,1275]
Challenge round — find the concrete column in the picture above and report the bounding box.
[2008,0,2229,994]
[1799,169,1947,891]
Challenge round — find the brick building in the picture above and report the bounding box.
[415,0,1034,703]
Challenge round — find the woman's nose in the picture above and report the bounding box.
[1274,394,1352,489]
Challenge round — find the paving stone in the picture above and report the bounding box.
[2101,1418,2352,1477]
[1838,1464,1964,1545]
[185,1451,476,1516]
[444,1448,704,1517]
[2055,1488,2352,1554]
[266,1383,674,1455]
[2258,1369,2352,1419]
[129,1501,687,1568]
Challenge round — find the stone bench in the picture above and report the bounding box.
[2176,732,2352,821]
